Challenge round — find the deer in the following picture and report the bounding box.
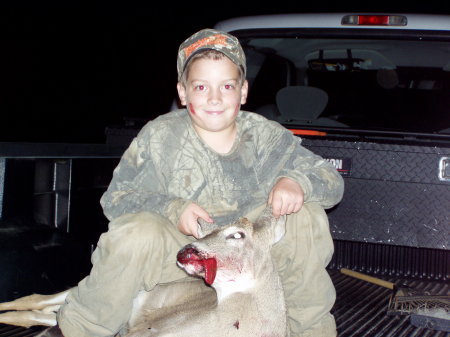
[0,207,288,337]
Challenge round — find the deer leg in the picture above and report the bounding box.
[0,290,70,311]
[0,310,57,328]
[0,290,70,328]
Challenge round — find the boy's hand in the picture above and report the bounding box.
[177,203,214,239]
[268,177,304,218]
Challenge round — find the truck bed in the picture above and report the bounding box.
[0,136,448,337]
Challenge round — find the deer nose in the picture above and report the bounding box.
[177,245,201,264]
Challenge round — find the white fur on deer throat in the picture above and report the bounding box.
[214,272,256,303]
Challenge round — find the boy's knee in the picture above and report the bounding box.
[101,212,175,252]
[273,202,334,276]
[288,202,326,226]
[111,212,171,235]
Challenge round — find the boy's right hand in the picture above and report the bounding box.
[177,203,213,239]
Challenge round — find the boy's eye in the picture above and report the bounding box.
[194,84,206,91]
[224,84,234,90]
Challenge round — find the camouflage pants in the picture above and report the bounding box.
[57,203,336,337]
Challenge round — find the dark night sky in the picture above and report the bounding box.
[1,0,448,144]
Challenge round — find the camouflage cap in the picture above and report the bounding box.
[177,28,246,81]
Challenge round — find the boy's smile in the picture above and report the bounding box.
[177,56,248,140]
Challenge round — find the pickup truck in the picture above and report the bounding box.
[0,12,449,337]
[212,13,450,336]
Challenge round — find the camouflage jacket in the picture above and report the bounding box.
[100,109,344,226]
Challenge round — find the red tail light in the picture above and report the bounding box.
[342,15,407,26]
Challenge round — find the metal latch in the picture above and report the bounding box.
[439,157,450,182]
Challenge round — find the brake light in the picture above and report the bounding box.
[341,15,407,26]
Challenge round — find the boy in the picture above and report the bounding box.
[42,29,344,337]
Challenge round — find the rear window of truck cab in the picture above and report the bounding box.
[236,30,450,136]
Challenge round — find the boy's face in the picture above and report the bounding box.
[177,56,248,135]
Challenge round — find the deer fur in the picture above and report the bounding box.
[0,207,288,336]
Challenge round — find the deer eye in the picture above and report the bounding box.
[226,232,245,240]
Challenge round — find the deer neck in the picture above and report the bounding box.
[213,258,281,304]
[213,273,256,303]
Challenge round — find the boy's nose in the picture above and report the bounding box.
[207,88,222,105]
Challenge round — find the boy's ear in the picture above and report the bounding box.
[177,82,187,106]
[240,80,248,105]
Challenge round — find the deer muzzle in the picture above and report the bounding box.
[177,245,217,285]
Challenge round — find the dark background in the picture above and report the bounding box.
[1,0,449,144]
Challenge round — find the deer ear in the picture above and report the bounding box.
[272,214,286,244]
[197,218,218,238]
[255,206,287,245]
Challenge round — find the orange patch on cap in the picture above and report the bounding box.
[184,34,229,59]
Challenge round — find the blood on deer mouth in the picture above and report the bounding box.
[177,246,218,285]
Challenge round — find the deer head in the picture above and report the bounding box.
[177,207,286,290]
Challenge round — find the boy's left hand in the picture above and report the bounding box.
[268,177,304,218]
